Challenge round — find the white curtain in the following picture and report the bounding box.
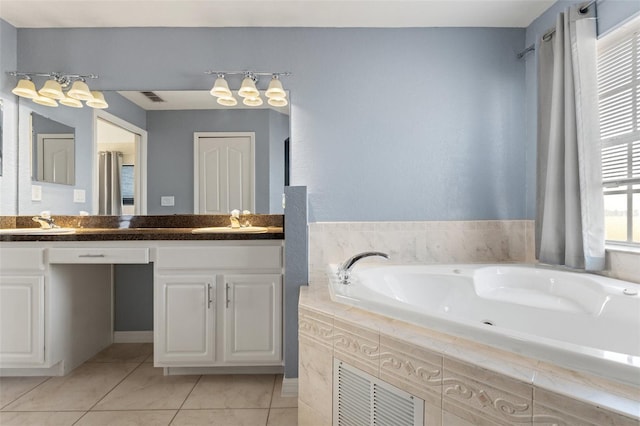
[535,4,605,271]
[98,151,123,215]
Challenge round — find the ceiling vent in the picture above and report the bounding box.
[140,91,166,103]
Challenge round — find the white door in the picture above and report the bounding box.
[0,276,45,365]
[223,274,282,364]
[38,134,74,184]
[155,275,215,365]
[195,133,254,214]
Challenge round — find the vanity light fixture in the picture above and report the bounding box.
[32,95,59,107]
[243,96,263,107]
[59,95,83,108]
[210,74,232,98]
[86,91,109,109]
[67,80,94,101]
[8,71,107,109]
[39,79,65,100]
[205,70,291,108]
[11,77,38,99]
[238,73,260,98]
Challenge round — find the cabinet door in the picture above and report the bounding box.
[223,274,282,364]
[0,276,45,365]
[155,275,215,365]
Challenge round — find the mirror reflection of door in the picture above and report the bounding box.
[194,132,255,214]
[95,116,147,215]
[37,134,75,185]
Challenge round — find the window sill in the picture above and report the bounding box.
[605,243,640,255]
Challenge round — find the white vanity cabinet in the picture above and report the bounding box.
[154,241,283,368]
[223,274,282,364]
[0,248,45,366]
[154,275,216,365]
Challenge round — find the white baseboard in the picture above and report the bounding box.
[281,377,298,397]
[164,365,284,376]
[113,331,154,343]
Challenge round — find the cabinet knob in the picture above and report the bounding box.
[207,283,213,309]
[225,283,230,308]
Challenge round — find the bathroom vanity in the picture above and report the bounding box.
[0,215,284,376]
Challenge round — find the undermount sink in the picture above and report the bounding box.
[192,226,269,234]
[0,227,76,235]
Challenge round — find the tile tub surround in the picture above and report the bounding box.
[309,220,640,284]
[308,220,536,274]
[298,281,640,426]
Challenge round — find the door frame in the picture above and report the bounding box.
[193,132,256,214]
[93,110,148,215]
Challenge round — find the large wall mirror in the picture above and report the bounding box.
[31,112,75,185]
[0,99,3,177]
[11,89,289,215]
[99,89,290,215]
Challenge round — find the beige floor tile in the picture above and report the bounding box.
[182,375,275,409]
[172,409,269,426]
[0,411,85,425]
[93,363,198,410]
[2,363,139,411]
[88,343,153,364]
[268,407,298,426]
[0,377,49,409]
[74,409,176,425]
[270,375,298,408]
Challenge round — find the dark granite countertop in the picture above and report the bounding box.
[0,215,284,242]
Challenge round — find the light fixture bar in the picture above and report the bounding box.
[8,71,98,80]
[205,70,291,77]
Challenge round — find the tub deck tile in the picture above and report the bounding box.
[379,333,442,408]
[442,357,533,425]
[533,387,640,426]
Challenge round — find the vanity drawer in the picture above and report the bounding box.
[156,245,282,270]
[48,248,149,264]
[0,248,45,271]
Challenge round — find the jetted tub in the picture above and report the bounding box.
[328,264,640,386]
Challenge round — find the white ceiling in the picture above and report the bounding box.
[0,0,554,29]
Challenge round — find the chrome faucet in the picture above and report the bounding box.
[337,251,389,284]
[32,215,58,229]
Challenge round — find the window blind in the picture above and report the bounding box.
[598,29,639,187]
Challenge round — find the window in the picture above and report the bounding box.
[598,18,640,244]
[121,164,135,206]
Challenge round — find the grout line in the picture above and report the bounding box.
[168,374,202,425]
[265,374,278,426]
[72,359,146,425]
[0,376,53,411]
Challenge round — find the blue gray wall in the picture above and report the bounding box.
[1,19,18,214]
[15,26,527,222]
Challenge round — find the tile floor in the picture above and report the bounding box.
[0,344,298,425]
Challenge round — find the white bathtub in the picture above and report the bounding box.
[328,264,640,386]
